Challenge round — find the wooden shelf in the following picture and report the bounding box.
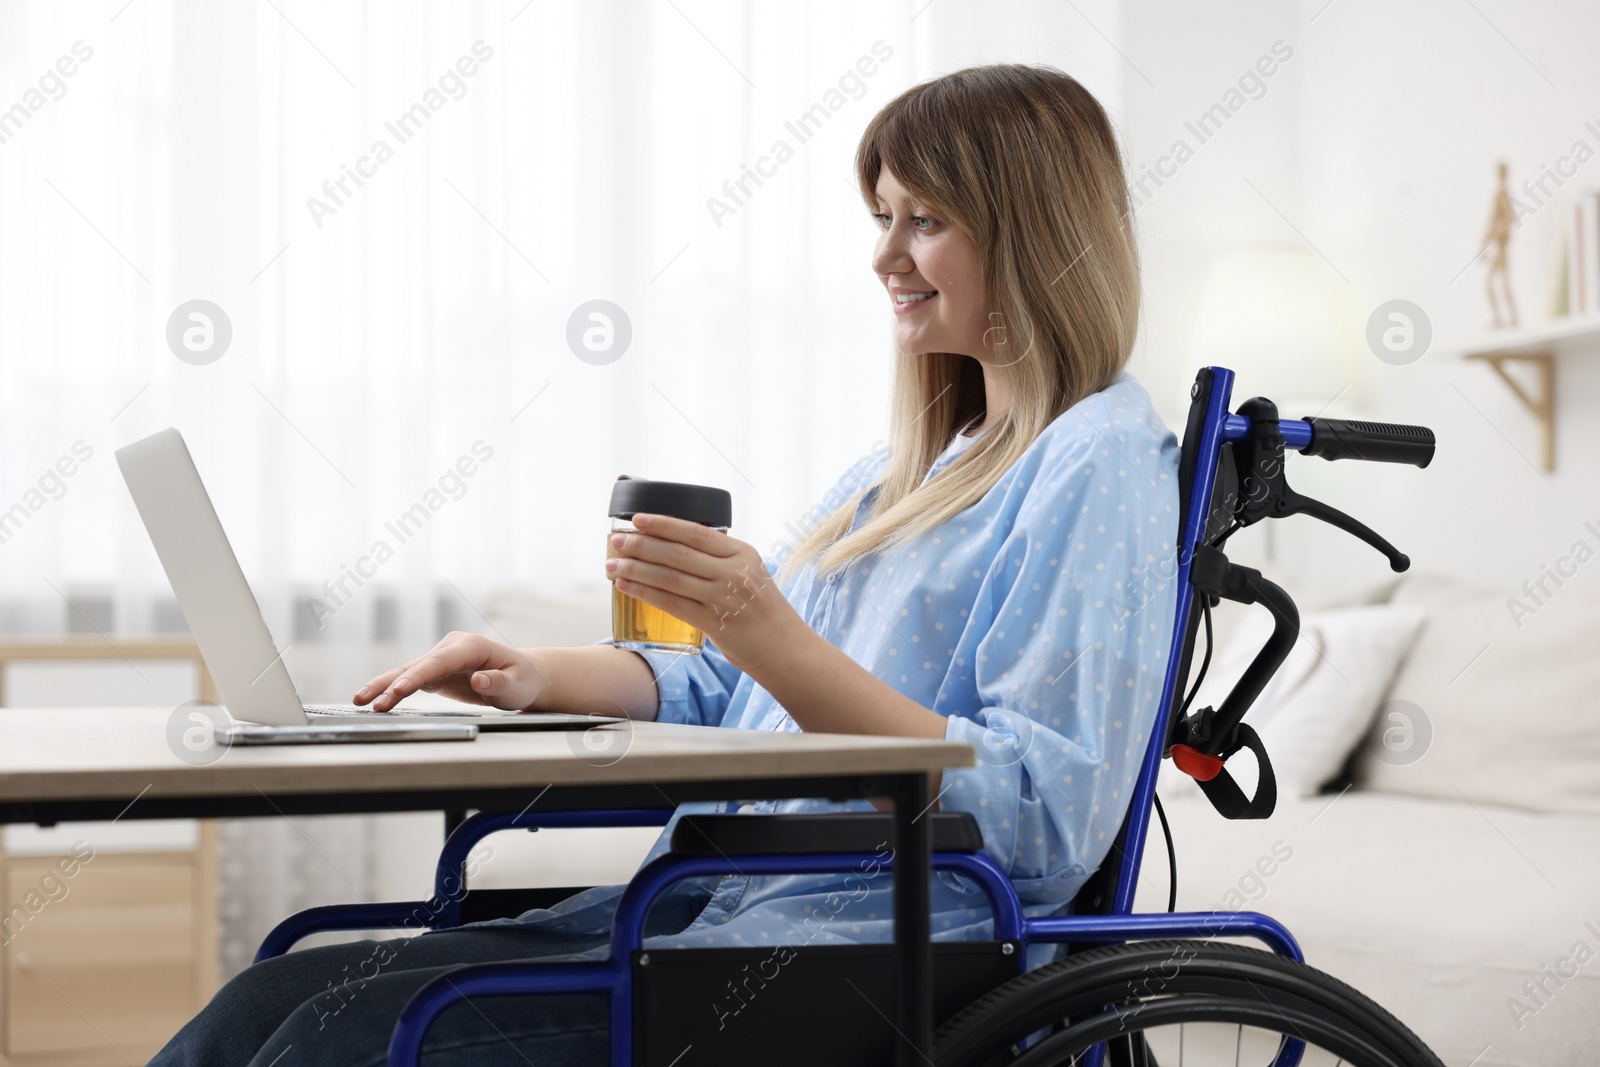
[1444,313,1600,359]
[1440,314,1600,472]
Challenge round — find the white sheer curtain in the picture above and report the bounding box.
[0,0,1125,976]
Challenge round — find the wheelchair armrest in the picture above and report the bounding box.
[255,901,433,963]
[254,887,606,963]
[670,811,983,856]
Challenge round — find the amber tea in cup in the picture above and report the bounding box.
[608,477,732,654]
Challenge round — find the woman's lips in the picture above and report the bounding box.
[893,292,938,315]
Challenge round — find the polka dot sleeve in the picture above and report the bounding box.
[591,636,746,727]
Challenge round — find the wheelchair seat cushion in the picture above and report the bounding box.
[669,811,983,856]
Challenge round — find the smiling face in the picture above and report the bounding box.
[871,166,992,360]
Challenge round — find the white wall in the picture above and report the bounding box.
[1123,0,1600,595]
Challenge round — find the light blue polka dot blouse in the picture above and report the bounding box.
[464,370,1180,974]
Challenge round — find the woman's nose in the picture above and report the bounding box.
[872,229,912,277]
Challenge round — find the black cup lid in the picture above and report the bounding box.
[609,477,732,527]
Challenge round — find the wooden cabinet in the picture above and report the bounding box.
[3,841,218,1063]
[0,641,220,1067]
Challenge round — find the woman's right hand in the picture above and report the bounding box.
[352,632,549,713]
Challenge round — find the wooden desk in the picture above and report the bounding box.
[0,708,975,1066]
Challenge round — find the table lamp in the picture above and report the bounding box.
[1189,244,1362,417]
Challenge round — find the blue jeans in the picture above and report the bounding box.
[150,886,711,1067]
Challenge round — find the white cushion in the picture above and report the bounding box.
[1280,573,1404,611]
[1203,573,1402,654]
[1351,571,1600,816]
[1160,603,1425,799]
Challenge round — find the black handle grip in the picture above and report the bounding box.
[1301,417,1435,468]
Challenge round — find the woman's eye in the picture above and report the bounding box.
[870,212,935,232]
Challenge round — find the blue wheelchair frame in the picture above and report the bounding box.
[256,366,1360,1067]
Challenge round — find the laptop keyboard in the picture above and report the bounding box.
[304,704,498,718]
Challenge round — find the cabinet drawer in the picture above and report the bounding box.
[5,853,202,1062]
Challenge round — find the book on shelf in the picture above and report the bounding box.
[1568,190,1600,317]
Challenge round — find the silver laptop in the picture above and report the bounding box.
[115,427,622,744]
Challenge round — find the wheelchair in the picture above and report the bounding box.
[256,365,1445,1066]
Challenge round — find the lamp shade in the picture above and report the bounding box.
[1189,245,1360,411]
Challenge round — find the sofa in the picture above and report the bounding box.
[1140,571,1600,1067]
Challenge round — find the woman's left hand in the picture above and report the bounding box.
[605,513,808,676]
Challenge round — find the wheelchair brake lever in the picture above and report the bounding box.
[1274,489,1410,573]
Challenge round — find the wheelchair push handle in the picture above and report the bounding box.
[1225,414,1436,468]
[1298,416,1435,468]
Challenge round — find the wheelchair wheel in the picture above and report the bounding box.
[934,940,1442,1067]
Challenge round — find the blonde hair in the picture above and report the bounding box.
[777,63,1140,587]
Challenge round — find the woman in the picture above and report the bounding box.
[152,62,1180,1066]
